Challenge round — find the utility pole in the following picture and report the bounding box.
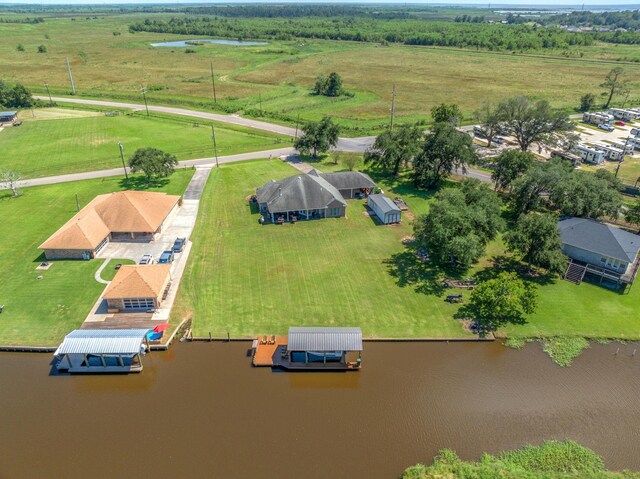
[295,113,300,140]
[210,62,217,104]
[66,57,76,95]
[118,143,129,180]
[259,94,262,115]
[75,193,80,212]
[140,85,149,117]
[616,136,632,178]
[389,83,396,130]
[44,82,53,105]
[211,124,219,168]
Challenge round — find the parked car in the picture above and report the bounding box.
[598,123,614,132]
[139,254,154,265]
[615,121,626,126]
[158,250,174,264]
[172,237,187,253]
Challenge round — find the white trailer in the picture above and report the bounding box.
[576,144,605,165]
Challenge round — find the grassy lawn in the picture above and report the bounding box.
[2,14,640,134]
[174,157,640,340]
[173,159,469,338]
[0,108,289,178]
[100,258,136,282]
[502,279,640,340]
[0,169,193,346]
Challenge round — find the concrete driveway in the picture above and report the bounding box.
[96,166,211,263]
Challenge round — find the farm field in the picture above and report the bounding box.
[0,169,193,346]
[2,14,640,134]
[173,159,640,340]
[0,108,289,178]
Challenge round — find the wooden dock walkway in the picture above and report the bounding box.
[252,336,287,366]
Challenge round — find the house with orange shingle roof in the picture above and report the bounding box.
[39,190,181,260]
[103,264,172,312]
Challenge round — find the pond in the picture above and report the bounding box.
[1,341,639,478]
[150,39,268,47]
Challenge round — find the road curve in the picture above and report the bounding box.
[24,95,493,186]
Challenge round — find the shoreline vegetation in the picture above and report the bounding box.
[403,440,640,479]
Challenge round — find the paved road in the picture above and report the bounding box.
[24,96,493,185]
[15,147,296,189]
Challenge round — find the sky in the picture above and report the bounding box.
[0,0,637,6]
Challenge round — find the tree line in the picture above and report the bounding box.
[129,17,607,50]
[0,16,44,24]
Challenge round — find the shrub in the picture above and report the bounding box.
[37,44,47,53]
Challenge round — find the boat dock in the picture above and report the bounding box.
[252,327,362,371]
[252,335,287,367]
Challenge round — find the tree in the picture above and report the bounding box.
[473,100,504,148]
[0,81,33,109]
[491,150,534,192]
[548,169,622,219]
[413,123,477,189]
[508,158,572,217]
[461,272,537,333]
[325,72,343,97]
[294,116,340,158]
[339,154,360,171]
[413,180,504,268]
[505,212,566,273]
[16,44,24,52]
[625,199,640,233]
[363,124,422,176]
[431,103,462,125]
[497,96,575,152]
[0,170,23,197]
[37,44,47,53]
[128,147,178,185]
[601,67,626,109]
[312,72,343,97]
[313,74,327,96]
[579,93,596,112]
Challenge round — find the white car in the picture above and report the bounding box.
[139,254,154,265]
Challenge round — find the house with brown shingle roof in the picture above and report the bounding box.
[103,264,171,312]
[40,191,181,260]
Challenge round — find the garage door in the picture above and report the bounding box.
[123,298,155,310]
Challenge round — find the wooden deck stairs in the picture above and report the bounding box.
[564,261,587,285]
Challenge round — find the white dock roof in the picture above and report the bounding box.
[287,327,363,352]
[55,329,149,355]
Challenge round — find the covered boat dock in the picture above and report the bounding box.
[55,329,149,373]
[253,327,362,370]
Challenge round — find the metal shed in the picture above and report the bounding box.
[367,194,401,224]
[55,329,149,373]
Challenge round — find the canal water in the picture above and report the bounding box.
[1,341,639,478]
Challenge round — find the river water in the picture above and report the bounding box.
[1,341,639,478]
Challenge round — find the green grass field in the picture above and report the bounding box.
[0,108,289,178]
[173,159,469,338]
[0,169,193,346]
[1,14,640,134]
[173,158,640,340]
